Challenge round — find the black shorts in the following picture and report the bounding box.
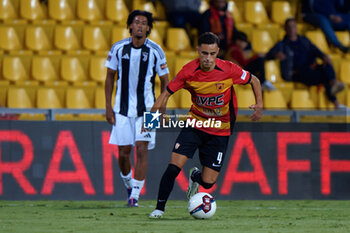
[172,127,229,172]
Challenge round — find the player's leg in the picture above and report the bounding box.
[150,128,200,218]
[129,117,155,206]
[128,141,148,206]
[109,113,135,200]
[149,152,188,218]
[118,145,133,198]
[189,133,229,194]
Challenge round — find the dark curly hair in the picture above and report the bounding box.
[127,10,153,36]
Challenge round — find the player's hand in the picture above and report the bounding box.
[329,14,342,24]
[106,107,115,125]
[275,51,286,61]
[249,104,263,121]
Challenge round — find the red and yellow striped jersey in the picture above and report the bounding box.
[167,58,251,136]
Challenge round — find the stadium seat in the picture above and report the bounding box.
[31,56,60,82]
[236,23,254,42]
[174,57,192,75]
[54,25,82,51]
[82,26,109,52]
[305,30,331,54]
[264,60,282,83]
[236,88,255,109]
[20,0,47,20]
[7,87,34,108]
[66,88,91,108]
[251,29,273,53]
[179,89,192,109]
[94,87,105,109]
[263,90,287,109]
[111,26,130,44]
[244,1,269,25]
[227,0,243,23]
[105,0,129,24]
[199,0,209,13]
[0,81,9,107]
[154,21,169,43]
[132,0,157,18]
[48,0,75,21]
[164,50,176,78]
[60,56,88,83]
[77,0,103,21]
[0,0,18,21]
[155,0,166,20]
[166,28,191,52]
[290,89,315,109]
[340,59,350,84]
[271,1,292,25]
[37,87,63,108]
[89,56,107,83]
[148,28,164,48]
[2,56,30,82]
[335,31,349,53]
[25,26,53,51]
[166,91,181,109]
[0,25,24,51]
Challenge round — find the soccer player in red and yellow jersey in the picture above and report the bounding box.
[149,32,262,218]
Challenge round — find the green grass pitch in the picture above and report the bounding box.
[1,200,349,233]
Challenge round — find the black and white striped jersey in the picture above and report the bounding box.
[105,38,169,117]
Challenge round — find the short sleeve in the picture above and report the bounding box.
[230,62,251,85]
[154,45,169,77]
[105,43,119,70]
[167,68,186,94]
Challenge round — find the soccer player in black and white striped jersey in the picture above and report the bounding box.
[105,10,169,207]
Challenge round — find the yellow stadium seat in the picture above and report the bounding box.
[340,59,350,84]
[154,21,169,42]
[66,88,91,108]
[7,87,34,108]
[3,56,30,82]
[271,1,293,25]
[305,30,331,54]
[244,1,269,25]
[199,0,209,14]
[227,0,243,23]
[236,88,255,109]
[82,26,109,52]
[265,60,282,83]
[155,0,166,20]
[95,87,105,109]
[257,23,281,44]
[174,57,192,75]
[60,56,88,83]
[166,91,181,109]
[164,50,176,78]
[31,56,60,82]
[54,25,82,51]
[0,0,18,20]
[166,28,191,52]
[20,0,47,20]
[77,0,103,21]
[0,81,10,107]
[105,0,129,24]
[148,28,164,48]
[236,23,254,42]
[111,26,130,44]
[133,0,157,17]
[251,29,273,53]
[48,0,75,21]
[335,31,349,53]
[89,56,107,83]
[263,90,287,109]
[25,26,53,51]
[0,25,24,51]
[37,88,63,108]
[290,89,315,109]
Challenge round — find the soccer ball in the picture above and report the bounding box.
[188,192,216,219]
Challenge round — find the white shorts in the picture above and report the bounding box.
[109,113,156,150]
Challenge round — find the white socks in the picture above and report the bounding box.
[120,170,132,189]
[130,179,144,200]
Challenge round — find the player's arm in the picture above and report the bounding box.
[105,68,117,125]
[249,74,263,121]
[159,74,169,93]
[151,88,172,114]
